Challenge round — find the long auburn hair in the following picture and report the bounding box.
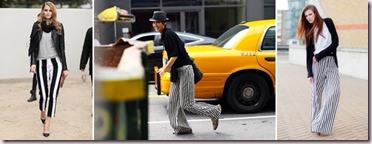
[37,1,62,34]
[296,5,323,45]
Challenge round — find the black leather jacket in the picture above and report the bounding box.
[28,21,68,70]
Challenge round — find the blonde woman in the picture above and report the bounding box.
[28,1,68,137]
[297,5,340,136]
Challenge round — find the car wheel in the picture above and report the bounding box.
[225,73,270,113]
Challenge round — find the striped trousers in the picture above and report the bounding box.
[168,65,221,133]
[36,57,63,117]
[311,56,340,135]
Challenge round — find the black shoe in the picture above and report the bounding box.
[317,132,328,136]
[27,90,37,102]
[212,117,219,130]
[211,104,221,130]
[40,118,46,124]
[43,133,50,137]
[173,129,193,135]
[27,96,37,102]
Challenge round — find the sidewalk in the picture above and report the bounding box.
[0,77,92,140]
[277,61,368,140]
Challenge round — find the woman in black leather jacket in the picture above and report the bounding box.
[28,1,68,137]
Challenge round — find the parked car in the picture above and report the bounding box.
[130,32,215,81]
[155,19,276,113]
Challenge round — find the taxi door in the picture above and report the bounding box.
[255,26,276,78]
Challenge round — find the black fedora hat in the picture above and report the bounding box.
[149,11,169,22]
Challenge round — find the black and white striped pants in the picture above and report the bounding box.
[168,65,221,132]
[311,56,340,135]
[36,57,63,117]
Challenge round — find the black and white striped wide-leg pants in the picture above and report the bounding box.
[311,56,341,135]
[168,65,221,133]
[36,57,63,118]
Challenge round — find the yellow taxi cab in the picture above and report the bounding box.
[155,19,276,113]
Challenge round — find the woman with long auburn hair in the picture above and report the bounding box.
[28,1,68,137]
[297,4,340,136]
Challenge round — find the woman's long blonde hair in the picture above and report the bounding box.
[296,5,323,44]
[37,1,62,34]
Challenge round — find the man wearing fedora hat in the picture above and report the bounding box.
[151,11,222,135]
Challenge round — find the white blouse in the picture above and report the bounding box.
[314,22,332,54]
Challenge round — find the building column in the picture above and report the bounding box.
[246,0,264,21]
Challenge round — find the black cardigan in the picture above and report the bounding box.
[306,18,339,78]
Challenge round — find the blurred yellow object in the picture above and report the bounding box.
[98,78,145,102]
[126,39,154,55]
[97,6,135,23]
[145,41,154,55]
[97,6,118,22]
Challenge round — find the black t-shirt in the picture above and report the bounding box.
[161,28,192,68]
[161,28,192,82]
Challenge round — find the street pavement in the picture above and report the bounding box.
[148,85,275,140]
[277,50,368,140]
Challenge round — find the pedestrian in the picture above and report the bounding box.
[27,74,38,102]
[151,11,222,135]
[297,4,340,136]
[28,1,68,137]
[27,14,43,103]
[79,27,92,82]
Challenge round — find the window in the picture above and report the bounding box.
[131,0,160,7]
[205,7,245,38]
[154,35,162,46]
[205,0,244,5]
[214,25,249,49]
[162,0,201,6]
[180,35,199,44]
[137,35,155,41]
[261,27,276,51]
[131,9,160,36]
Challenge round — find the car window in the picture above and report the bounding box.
[261,27,275,51]
[154,35,162,46]
[214,25,249,49]
[180,35,198,44]
[137,35,155,42]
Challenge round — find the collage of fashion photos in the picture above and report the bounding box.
[0,0,369,143]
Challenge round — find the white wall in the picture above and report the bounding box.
[0,8,92,79]
[289,45,368,80]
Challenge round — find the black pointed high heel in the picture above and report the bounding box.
[40,118,46,124]
[317,132,328,136]
[43,132,50,137]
